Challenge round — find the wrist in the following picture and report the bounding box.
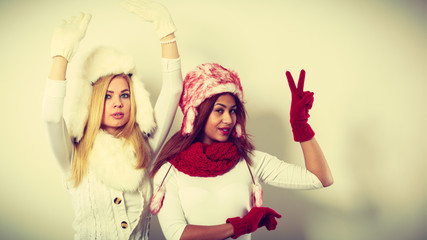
[49,57,68,80]
[291,121,315,142]
[226,217,247,239]
[156,20,176,39]
[160,37,176,45]
[160,33,175,42]
[52,55,68,62]
[160,33,179,59]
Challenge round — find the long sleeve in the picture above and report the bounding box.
[251,150,323,189]
[148,58,183,157]
[153,163,187,240]
[42,79,73,175]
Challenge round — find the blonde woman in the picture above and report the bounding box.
[42,0,182,239]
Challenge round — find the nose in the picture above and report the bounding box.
[222,111,232,124]
[113,97,123,108]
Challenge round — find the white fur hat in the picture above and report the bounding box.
[64,46,156,143]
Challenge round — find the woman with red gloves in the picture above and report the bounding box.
[150,63,333,240]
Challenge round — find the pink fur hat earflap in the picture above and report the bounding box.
[180,63,244,137]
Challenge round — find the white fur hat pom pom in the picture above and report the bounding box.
[150,185,165,215]
[252,183,263,208]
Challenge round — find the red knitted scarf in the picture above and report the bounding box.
[171,141,241,177]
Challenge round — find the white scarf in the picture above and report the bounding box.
[88,130,146,192]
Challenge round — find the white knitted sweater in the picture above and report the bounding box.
[42,58,182,240]
[153,150,323,240]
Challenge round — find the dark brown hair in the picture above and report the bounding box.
[150,93,254,177]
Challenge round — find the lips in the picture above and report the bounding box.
[219,128,231,135]
[111,112,124,119]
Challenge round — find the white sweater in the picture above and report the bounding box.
[42,58,182,240]
[153,150,323,240]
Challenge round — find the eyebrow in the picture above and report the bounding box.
[214,103,237,108]
[107,89,130,94]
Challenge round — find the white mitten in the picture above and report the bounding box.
[120,0,176,39]
[50,12,92,61]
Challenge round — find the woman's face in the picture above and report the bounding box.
[101,76,131,134]
[202,94,237,144]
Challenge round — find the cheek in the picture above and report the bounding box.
[102,101,108,115]
[125,100,131,112]
[123,100,131,117]
[204,117,215,133]
[232,115,237,125]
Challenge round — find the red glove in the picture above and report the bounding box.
[226,207,282,239]
[286,69,315,142]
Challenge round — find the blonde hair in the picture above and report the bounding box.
[71,74,151,187]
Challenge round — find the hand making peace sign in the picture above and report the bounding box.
[285,70,315,142]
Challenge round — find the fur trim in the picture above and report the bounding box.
[149,185,165,215]
[251,183,263,207]
[180,63,244,136]
[234,123,242,138]
[132,73,157,136]
[64,46,156,142]
[83,46,135,85]
[88,130,146,192]
[64,71,92,142]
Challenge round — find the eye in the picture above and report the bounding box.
[121,93,130,98]
[105,94,111,99]
[230,108,237,114]
[214,108,224,113]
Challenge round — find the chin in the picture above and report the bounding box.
[216,136,231,142]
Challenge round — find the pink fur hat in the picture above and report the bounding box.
[179,63,244,137]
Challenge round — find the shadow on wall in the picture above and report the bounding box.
[249,110,310,240]
[246,110,382,240]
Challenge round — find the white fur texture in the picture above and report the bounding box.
[180,63,244,136]
[64,46,156,142]
[132,73,157,136]
[88,130,146,192]
[149,185,165,215]
[252,183,263,207]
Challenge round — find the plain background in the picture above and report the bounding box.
[1,0,427,239]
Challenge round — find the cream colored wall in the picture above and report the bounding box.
[1,0,426,239]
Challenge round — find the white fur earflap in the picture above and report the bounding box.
[64,46,156,142]
[132,72,157,136]
[63,71,92,142]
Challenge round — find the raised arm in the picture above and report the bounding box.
[43,13,91,174]
[49,12,92,80]
[121,0,182,155]
[121,0,179,59]
[285,70,333,187]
